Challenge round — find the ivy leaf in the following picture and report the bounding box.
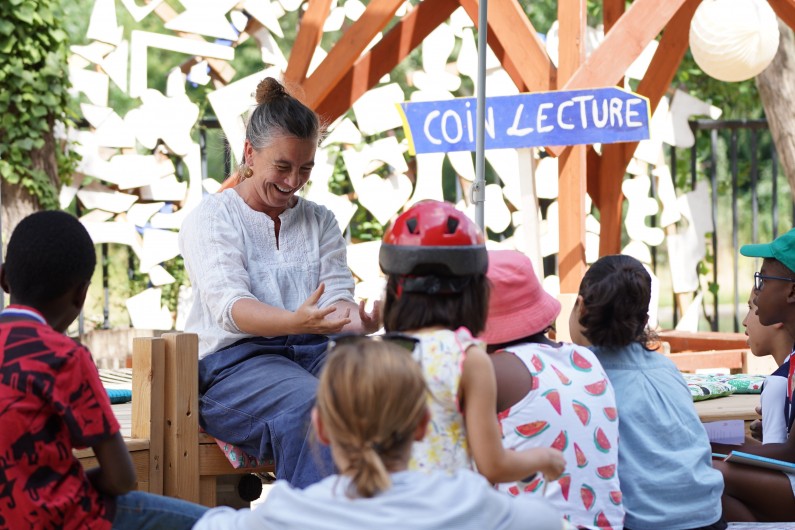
[14,4,35,24]
[0,20,13,36]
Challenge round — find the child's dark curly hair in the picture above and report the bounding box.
[577,254,655,349]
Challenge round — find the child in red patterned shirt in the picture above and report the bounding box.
[0,211,206,530]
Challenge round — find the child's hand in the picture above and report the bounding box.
[749,404,763,442]
[535,447,566,481]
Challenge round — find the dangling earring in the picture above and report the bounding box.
[240,165,253,180]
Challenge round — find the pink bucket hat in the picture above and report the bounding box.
[480,249,561,345]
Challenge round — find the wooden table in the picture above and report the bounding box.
[694,394,760,423]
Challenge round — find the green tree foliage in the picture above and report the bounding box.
[0,0,80,208]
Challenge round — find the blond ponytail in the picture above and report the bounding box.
[316,339,427,498]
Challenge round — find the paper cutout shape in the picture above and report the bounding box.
[342,147,412,225]
[125,88,199,156]
[304,149,358,232]
[148,265,176,286]
[69,66,109,107]
[149,143,204,229]
[165,0,239,41]
[664,90,723,148]
[127,202,167,227]
[140,228,181,272]
[407,152,445,208]
[668,181,713,293]
[139,174,188,202]
[70,41,115,65]
[346,240,382,283]
[82,220,143,258]
[324,7,345,32]
[634,95,669,166]
[251,26,288,69]
[413,23,460,93]
[352,83,405,136]
[77,181,138,213]
[483,184,512,233]
[203,178,222,194]
[79,104,136,149]
[207,69,279,165]
[87,0,123,45]
[675,292,703,332]
[129,30,235,98]
[80,210,115,224]
[243,0,284,37]
[230,9,249,33]
[622,175,665,246]
[120,0,165,22]
[449,6,474,36]
[625,39,659,81]
[189,60,212,86]
[106,154,175,189]
[535,156,559,200]
[279,0,303,12]
[485,149,521,208]
[60,173,85,209]
[540,200,559,258]
[444,151,473,184]
[321,118,363,147]
[344,0,366,21]
[98,40,129,93]
[654,164,682,228]
[125,287,174,330]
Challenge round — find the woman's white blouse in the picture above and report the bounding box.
[179,190,355,358]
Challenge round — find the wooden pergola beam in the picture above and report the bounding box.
[591,0,627,254]
[594,0,701,255]
[457,0,556,92]
[769,0,795,30]
[547,0,686,157]
[284,0,334,86]
[557,0,588,293]
[302,0,405,109]
[603,0,626,33]
[315,0,458,122]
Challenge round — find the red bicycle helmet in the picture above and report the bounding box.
[379,200,488,276]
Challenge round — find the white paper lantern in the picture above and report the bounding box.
[689,0,780,82]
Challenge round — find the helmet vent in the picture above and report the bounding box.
[446,216,459,234]
[406,217,418,234]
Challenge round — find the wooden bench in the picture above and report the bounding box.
[141,333,275,507]
[75,336,165,493]
[659,330,749,374]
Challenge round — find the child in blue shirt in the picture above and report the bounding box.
[570,254,725,530]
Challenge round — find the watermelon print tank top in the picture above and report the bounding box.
[496,342,624,530]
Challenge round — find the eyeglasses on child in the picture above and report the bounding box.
[754,271,795,291]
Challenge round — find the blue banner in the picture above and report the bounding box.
[397,87,650,155]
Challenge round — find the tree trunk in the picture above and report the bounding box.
[1,116,61,254]
[756,18,795,202]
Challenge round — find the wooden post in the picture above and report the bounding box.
[162,332,200,504]
[557,1,588,293]
[132,337,165,494]
[595,0,629,257]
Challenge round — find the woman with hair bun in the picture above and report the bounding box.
[179,77,378,488]
[193,338,563,530]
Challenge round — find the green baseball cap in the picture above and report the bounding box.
[740,227,795,274]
